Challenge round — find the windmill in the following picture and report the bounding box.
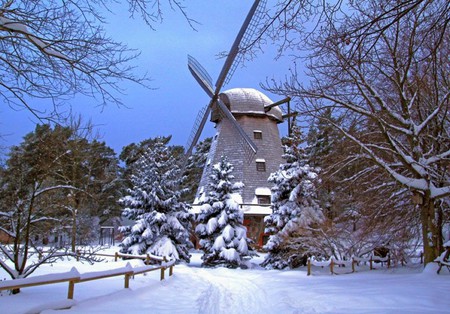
[184,0,265,161]
[185,0,289,246]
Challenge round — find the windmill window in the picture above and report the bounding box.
[253,130,262,140]
[256,159,266,172]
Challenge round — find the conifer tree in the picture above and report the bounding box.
[180,137,212,203]
[262,126,324,269]
[119,137,193,262]
[195,156,256,268]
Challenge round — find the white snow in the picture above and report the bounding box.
[0,16,69,61]
[255,187,271,196]
[0,247,449,313]
[206,217,218,234]
[241,203,272,215]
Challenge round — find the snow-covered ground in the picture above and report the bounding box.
[1,247,449,314]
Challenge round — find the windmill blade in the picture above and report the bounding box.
[188,55,215,98]
[185,55,216,160]
[216,98,257,154]
[215,0,266,94]
[184,103,212,159]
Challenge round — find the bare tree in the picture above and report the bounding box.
[263,0,450,263]
[0,125,78,288]
[0,0,192,120]
[0,124,120,293]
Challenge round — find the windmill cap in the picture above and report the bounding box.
[216,88,283,122]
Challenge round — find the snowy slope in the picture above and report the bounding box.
[0,248,449,314]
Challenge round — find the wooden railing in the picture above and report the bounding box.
[0,253,175,299]
[307,257,355,276]
[307,255,398,276]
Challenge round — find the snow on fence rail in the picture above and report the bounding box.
[0,253,176,299]
[36,249,171,265]
[306,253,421,276]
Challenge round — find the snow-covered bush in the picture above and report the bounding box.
[195,156,257,268]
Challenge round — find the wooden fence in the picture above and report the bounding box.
[307,252,423,276]
[0,252,175,299]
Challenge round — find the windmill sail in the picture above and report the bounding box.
[215,98,257,154]
[215,0,266,93]
[185,0,265,161]
[185,104,211,158]
[188,55,214,97]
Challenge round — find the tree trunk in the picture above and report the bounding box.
[71,209,77,253]
[420,192,441,264]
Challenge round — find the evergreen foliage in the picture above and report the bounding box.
[180,137,212,203]
[195,156,256,268]
[262,126,324,269]
[119,137,193,262]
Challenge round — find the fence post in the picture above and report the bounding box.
[146,254,150,265]
[124,273,131,289]
[352,258,356,273]
[307,258,311,276]
[68,280,75,299]
[169,265,174,276]
[420,251,423,264]
[76,249,80,262]
[370,256,373,270]
[387,254,391,268]
[160,267,165,281]
[330,258,334,275]
[115,252,119,262]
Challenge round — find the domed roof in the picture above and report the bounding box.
[216,88,283,122]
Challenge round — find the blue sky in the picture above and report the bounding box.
[0,1,294,155]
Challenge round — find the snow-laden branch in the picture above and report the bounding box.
[0,17,70,62]
[325,118,430,191]
[0,226,16,238]
[414,91,450,136]
[34,185,79,197]
[0,211,13,218]
[29,216,60,224]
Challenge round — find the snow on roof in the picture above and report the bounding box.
[241,204,272,215]
[219,88,283,122]
[255,187,271,196]
[255,158,266,163]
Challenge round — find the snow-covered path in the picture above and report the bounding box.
[192,268,269,314]
[1,251,450,313]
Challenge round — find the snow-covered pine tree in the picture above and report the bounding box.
[195,156,256,268]
[119,137,193,262]
[261,125,324,269]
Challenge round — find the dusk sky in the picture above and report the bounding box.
[0,1,295,156]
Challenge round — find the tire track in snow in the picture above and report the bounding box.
[195,268,270,314]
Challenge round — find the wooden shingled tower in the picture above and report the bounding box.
[184,0,292,246]
[198,88,284,246]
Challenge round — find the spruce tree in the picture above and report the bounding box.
[262,126,324,269]
[180,137,212,203]
[119,138,193,262]
[195,156,256,268]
